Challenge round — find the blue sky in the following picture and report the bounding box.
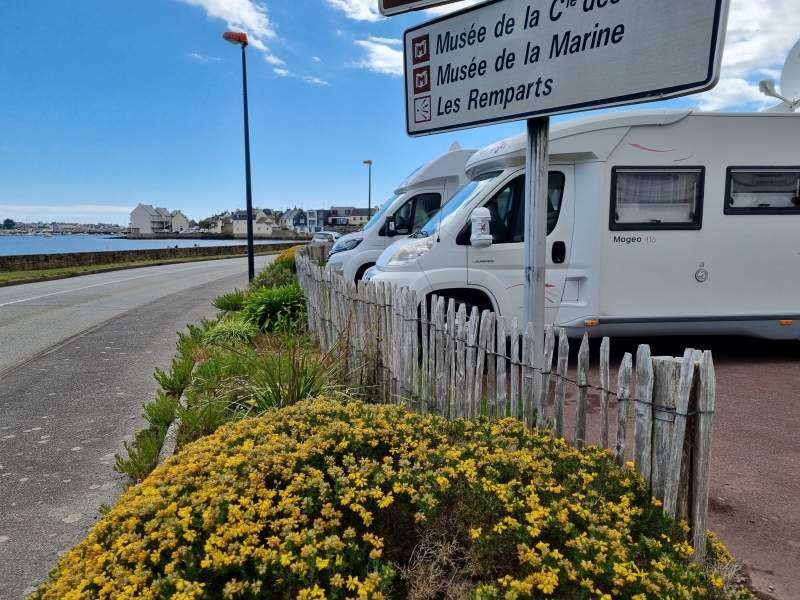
[0,0,798,225]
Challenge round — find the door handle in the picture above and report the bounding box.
[552,241,566,264]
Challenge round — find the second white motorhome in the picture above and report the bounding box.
[365,106,800,340]
[327,143,476,281]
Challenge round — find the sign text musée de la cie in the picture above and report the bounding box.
[404,0,729,136]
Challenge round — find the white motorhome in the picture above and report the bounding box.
[327,143,477,281]
[365,106,800,340]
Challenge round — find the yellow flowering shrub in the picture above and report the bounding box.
[33,398,740,600]
[273,245,300,270]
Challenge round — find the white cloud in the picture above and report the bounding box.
[303,76,330,85]
[188,53,220,61]
[367,35,401,45]
[313,56,322,62]
[175,0,284,64]
[354,39,403,76]
[692,0,800,110]
[324,0,381,22]
[263,53,285,65]
[273,68,292,77]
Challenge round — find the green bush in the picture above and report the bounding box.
[250,264,297,290]
[212,288,246,312]
[177,335,347,446]
[142,390,178,430]
[37,399,742,600]
[113,428,165,482]
[240,283,306,332]
[203,317,260,346]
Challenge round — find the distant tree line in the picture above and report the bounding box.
[3,218,15,230]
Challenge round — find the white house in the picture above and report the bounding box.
[130,204,171,234]
[171,210,190,232]
[231,209,268,235]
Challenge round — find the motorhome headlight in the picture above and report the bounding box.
[329,238,361,257]
[386,237,434,266]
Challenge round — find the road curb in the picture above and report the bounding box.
[157,392,188,467]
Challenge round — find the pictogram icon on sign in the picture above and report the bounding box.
[414,96,431,123]
[412,34,430,65]
[413,66,431,94]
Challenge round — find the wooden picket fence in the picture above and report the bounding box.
[296,246,716,560]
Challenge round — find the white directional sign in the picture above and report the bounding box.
[404,0,729,136]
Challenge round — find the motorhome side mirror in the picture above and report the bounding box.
[470,207,492,249]
[385,215,397,237]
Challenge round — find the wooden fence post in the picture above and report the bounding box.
[574,334,590,449]
[455,304,467,419]
[692,351,715,562]
[510,318,520,420]
[599,337,610,449]
[420,296,429,413]
[474,310,491,417]
[434,297,447,417]
[486,313,497,417]
[465,307,479,420]
[523,322,536,430]
[650,357,681,503]
[447,299,456,419]
[536,326,555,430]
[496,316,507,418]
[634,345,655,486]
[553,329,569,439]
[613,353,633,468]
[664,349,696,519]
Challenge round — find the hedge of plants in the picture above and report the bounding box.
[35,398,744,600]
[114,245,338,482]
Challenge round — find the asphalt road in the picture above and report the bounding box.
[0,256,274,599]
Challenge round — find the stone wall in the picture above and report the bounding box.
[0,243,305,272]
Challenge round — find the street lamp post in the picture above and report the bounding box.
[363,160,372,217]
[223,31,255,281]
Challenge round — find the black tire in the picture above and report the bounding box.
[354,263,375,283]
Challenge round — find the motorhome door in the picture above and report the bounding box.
[466,167,575,324]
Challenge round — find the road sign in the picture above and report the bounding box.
[404,0,729,136]
[380,0,465,18]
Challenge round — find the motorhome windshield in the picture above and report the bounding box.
[418,172,499,237]
[362,194,403,231]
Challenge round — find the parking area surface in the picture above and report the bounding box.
[556,335,799,600]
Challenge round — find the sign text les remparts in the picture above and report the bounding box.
[403,0,730,136]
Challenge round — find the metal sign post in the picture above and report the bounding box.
[523,116,549,393]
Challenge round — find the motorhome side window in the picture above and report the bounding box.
[724,168,800,214]
[610,168,704,230]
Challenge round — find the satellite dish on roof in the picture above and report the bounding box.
[780,37,800,102]
[759,38,800,112]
